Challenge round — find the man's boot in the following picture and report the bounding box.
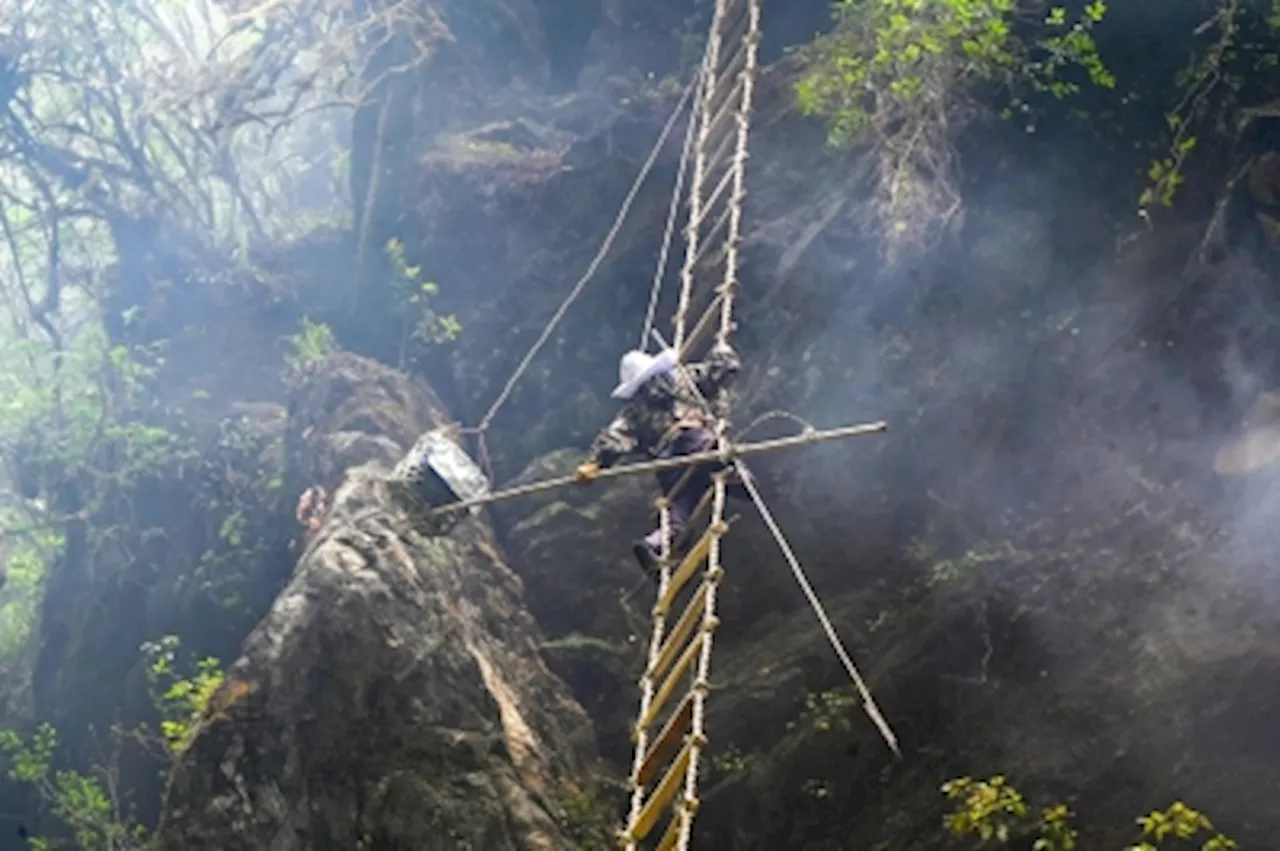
[631,539,662,586]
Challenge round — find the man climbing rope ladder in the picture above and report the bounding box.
[574,340,748,581]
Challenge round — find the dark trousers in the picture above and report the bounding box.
[643,427,719,553]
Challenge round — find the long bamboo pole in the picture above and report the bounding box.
[426,420,887,517]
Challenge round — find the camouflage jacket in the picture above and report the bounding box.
[587,343,741,468]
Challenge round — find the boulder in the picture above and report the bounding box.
[154,354,606,850]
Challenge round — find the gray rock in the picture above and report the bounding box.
[155,355,604,851]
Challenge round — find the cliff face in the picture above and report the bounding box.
[349,7,1280,847]
[154,354,605,851]
[13,0,1280,847]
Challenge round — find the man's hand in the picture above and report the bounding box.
[574,461,601,484]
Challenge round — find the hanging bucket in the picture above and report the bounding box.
[386,427,490,535]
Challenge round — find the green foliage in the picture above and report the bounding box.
[140,634,225,755]
[788,688,858,734]
[1135,2,1233,218]
[0,723,144,850]
[385,237,461,348]
[942,775,1235,850]
[1128,803,1237,851]
[1136,0,1280,219]
[795,0,1112,147]
[0,523,60,659]
[942,775,1035,845]
[0,326,190,663]
[804,778,834,799]
[793,0,1111,251]
[0,330,187,492]
[0,636,231,848]
[1138,132,1198,213]
[185,416,286,615]
[1038,805,1081,851]
[0,0,429,666]
[559,789,616,850]
[284,317,335,369]
[710,743,757,777]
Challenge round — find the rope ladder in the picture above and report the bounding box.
[409,0,900,840]
[620,0,761,847]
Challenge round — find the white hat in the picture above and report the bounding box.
[611,348,679,399]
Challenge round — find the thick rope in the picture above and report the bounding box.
[476,77,698,433]
[714,0,759,350]
[640,71,702,351]
[734,458,902,758]
[736,409,816,441]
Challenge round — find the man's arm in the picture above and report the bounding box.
[685,340,741,397]
[580,410,637,476]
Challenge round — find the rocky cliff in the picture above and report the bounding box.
[6,0,1280,848]
[349,5,1280,848]
[154,354,607,850]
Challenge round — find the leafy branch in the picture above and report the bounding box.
[795,0,1112,256]
[942,775,1235,850]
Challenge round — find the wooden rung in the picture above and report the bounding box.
[669,280,721,347]
[658,520,728,615]
[713,0,752,61]
[651,582,708,680]
[708,34,751,103]
[690,205,734,268]
[694,121,740,197]
[630,739,695,840]
[655,805,687,851]
[690,161,738,234]
[637,692,695,787]
[678,292,726,362]
[641,634,704,730]
[694,226,743,277]
[701,69,746,147]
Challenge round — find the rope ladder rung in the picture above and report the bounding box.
[711,0,753,56]
[688,204,737,268]
[641,632,708,731]
[680,286,734,355]
[636,690,696,787]
[629,735,702,840]
[690,158,740,233]
[657,517,728,614]
[655,804,695,851]
[650,581,710,681]
[702,54,749,131]
[692,120,742,202]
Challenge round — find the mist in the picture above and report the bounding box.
[0,0,1275,847]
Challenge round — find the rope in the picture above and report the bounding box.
[713,0,758,351]
[735,409,815,441]
[733,458,901,758]
[475,76,698,434]
[640,70,702,351]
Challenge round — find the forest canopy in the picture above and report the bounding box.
[0,0,437,654]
